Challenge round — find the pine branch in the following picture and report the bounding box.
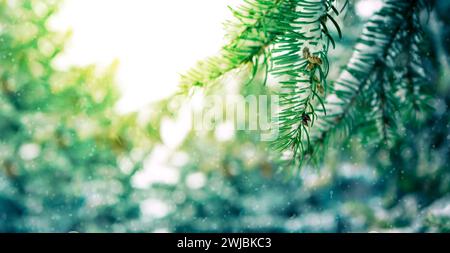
[403,8,432,121]
[271,0,344,161]
[297,0,431,165]
[375,69,397,144]
[178,0,346,164]
[179,0,287,92]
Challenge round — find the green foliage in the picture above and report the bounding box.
[302,0,433,166]
[0,0,150,232]
[180,0,283,91]
[269,0,343,163]
[181,0,437,170]
[181,0,349,166]
[162,0,449,233]
[1,0,449,233]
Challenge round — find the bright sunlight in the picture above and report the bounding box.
[50,0,239,113]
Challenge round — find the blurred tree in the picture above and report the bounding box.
[0,0,153,232]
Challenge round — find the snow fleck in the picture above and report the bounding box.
[19,143,40,161]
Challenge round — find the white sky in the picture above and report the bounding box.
[356,0,382,18]
[51,0,239,113]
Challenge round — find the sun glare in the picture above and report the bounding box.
[356,0,383,18]
[50,0,239,113]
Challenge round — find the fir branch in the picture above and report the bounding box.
[271,0,344,161]
[403,8,431,120]
[179,0,287,92]
[297,0,432,165]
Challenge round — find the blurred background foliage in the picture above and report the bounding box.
[0,0,449,232]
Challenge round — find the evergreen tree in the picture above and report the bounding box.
[0,0,151,232]
[168,0,450,232]
[181,0,441,169]
[1,0,449,233]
